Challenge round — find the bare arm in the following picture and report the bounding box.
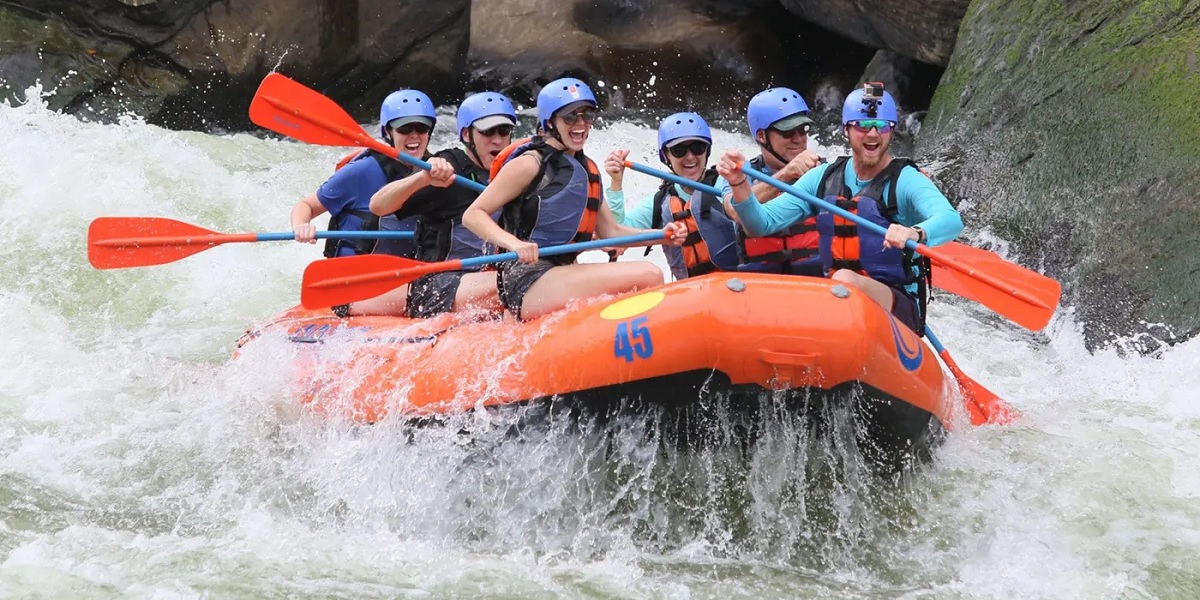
[595,200,654,241]
[369,156,455,216]
[291,193,327,225]
[369,171,431,216]
[290,193,327,243]
[595,195,687,248]
[462,154,540,252]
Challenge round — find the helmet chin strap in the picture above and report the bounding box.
[759,138,789,170]
[546,122,564,144]
[462,130,486,168]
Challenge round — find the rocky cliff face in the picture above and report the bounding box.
[1,0,960,128]
[778,0,970,65]
[917,0,1200,347]
[0,0,468,130]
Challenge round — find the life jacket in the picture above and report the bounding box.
[411,148,496,267]
[648,168,739,280]
[495,136,601,249]
[323,148,422,258]
[735,155,823,277]
[815,155,932,331]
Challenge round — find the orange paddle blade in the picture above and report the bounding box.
[249,72,394,155]
[928,242,1062,331]
[938,348,1018,426]
[87,217,255,269]
[300,254,455,309]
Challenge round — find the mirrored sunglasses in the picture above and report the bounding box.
[848,119,894,134]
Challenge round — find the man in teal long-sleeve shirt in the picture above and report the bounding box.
[716,84,963,334]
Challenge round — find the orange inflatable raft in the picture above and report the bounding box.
[235,273,957,464]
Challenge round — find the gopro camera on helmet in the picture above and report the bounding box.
[861,81,885,118]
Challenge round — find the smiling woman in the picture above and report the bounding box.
[460,77,689,321]
[604,112,741,281]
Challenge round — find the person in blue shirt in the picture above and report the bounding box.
[717,87,825,276]
[602,112,739,279]
[290,88,437,316]
[716,83,963,334]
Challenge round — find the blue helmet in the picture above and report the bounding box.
[456,92,517,138]
[536,77,597,131]
[746,87,810,137]
[379,89,436,138]
[657,112,712,163]
[842,84,898,124]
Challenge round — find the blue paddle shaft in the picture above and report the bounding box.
[923,327,946,352]
[625,162,722,196]
[391,152,486,193]
[457,231,668,270]
[255,231,415,242]
[740,165,922,253]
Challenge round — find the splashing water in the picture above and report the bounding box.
[1,87,1198,599]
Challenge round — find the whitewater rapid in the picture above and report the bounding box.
[1,88,1198,599]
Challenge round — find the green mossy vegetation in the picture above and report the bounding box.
[919,0,1200,341]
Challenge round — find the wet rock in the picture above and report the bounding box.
[857,50,945,112]
[0,0,469,130]
[466,0,833,118]
[778,0,970,66]
[917,0,1200,348]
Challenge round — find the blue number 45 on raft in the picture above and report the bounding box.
[614,316,654,362]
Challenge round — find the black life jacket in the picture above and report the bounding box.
[411,148,495,266]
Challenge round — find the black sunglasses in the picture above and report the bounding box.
[393,122,431,135]
[559,109,597,125]
[477,124,514,137]
[770,123,811,139]
[667,140,710,158]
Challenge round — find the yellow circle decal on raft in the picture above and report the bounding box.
[600,291,666,320]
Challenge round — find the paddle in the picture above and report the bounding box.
[924,327,1016,426]
[624,159,1059,329]
[87,217,415,269]
[735,164,1060,331]
[301,230,671,309]
[248,72,486,193]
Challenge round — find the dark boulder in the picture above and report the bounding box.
[778,0,971,66]
[466,0,858,119]
[0,0,469,130]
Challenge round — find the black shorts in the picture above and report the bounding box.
[496,254,575,320]
[406,271,464,318]
[889,286,922,334]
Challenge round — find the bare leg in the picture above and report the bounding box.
[829,269,894,310]
[347,284,409,316]
[518,262,664,321]
[452,271,503,313]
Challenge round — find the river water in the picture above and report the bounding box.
[2,88,1198,599]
